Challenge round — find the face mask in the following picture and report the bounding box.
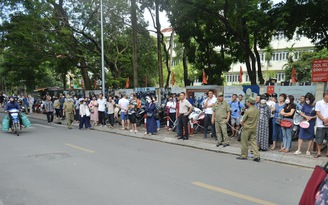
[147,99,151,103]
[285,100,290,104]
[260,99,266,104]
[83,102,86,105]
[306,100,310,104]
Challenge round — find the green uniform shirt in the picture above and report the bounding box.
[63,100,74,113]
[212,101,230,122]
[242,106,259,130]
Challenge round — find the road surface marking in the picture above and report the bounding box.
[192,181,278,205]
[32,123,54,129]
[65,143,96,153]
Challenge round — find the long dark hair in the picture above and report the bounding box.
[284,95,295,109]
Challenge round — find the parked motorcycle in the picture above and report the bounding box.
[188,107,205,134]
[136,106,146,126]
[292,108,303,140]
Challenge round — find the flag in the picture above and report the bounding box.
[239,66,243,83]
[292,67,297,83]
[145,75,148,87]
[202,69,207,84]
[171,71,175,85]
[125,77,130,88]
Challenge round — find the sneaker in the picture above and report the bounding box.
[134,130,138,133]
[294,150,302,155]
[306,151,311,156]
[130,130,133,132]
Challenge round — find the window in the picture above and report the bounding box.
[276,72,285,82]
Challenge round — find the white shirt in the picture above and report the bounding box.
[118,98,129,113]
[204,96,217,114]
[315,99,328,128]
[97,98,107,112]
[166,101,176,113]
[266,100,276,118]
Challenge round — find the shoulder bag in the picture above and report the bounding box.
[281,118,293,128]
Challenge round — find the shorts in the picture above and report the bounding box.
[231,117,241,126]
[129,113,136,124]
[316,127,328,144]
[120,112,128,121]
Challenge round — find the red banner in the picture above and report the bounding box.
[202,69,207,84]
[312,59,328,82]
[267,86,275,95]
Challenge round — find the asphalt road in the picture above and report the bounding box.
[0,114,312,205]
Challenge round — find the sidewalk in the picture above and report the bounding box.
[26,112,326,169]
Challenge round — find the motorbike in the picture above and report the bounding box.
[8,108,21,136]
[188,107,205,134]
[136,106,146,127]
[292,108,303,140]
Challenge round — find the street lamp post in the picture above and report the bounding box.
[100,0,105,95]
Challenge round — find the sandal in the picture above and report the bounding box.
[314,154,321,158]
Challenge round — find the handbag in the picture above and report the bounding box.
[300,120,310,129]
[146,112,153,117]
[299,162,328,205]
[281,119,293,128]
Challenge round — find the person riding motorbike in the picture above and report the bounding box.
[5,96,23,129]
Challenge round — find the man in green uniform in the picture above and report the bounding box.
[236,97,260,162]
[63,94,75,129]
[212,92,230,147]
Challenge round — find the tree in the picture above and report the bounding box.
[168,0,275,85]
[272,0,328,49]
[1,0,158,90]
[285,49,328,83]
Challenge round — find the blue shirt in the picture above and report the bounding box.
[230,101,244,118]
[5,101,21,111]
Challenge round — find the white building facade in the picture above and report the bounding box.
[226,33,315,85]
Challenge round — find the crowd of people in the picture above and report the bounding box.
[2,89,328,161]
[163,89,328,161]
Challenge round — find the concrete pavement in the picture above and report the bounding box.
[0,116,312,204]
[22,112,328,168]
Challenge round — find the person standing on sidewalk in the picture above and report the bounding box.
[44,96,54,124]
[107,96,116,128]
[229,94,244,138]
[314,90,328,158]
[128,93,138,133]
[118,95,129,130]
[79,98,91,130]
[212,92,230,147]
[236,97,260,162]
[97,93,107,127]
[203,89,217,139]
[166,97,176,129]
[54,96,61,119]
[178,92,193,140]
[28,94,34,114]
[59,93,65,120]
[63,95,75,129]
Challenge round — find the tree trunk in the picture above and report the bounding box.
[155,0,163,88]
[62,73,67,90]
[183,48,190,86]
[79,59,92,90]
[164,28,174,88]
[131,0,138,88]
[254,35,264,84]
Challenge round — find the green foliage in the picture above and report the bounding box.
[0,0,158,91]
[284,49,328,82]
